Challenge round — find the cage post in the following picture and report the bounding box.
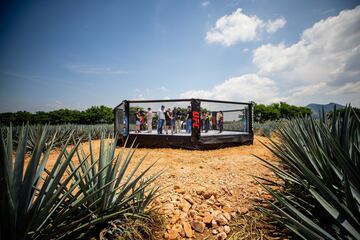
[191,98,201,144]
[249,102,254,134]
[124,100,129,137]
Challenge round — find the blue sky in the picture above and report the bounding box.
[1,0,359,112]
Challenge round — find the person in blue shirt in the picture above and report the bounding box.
[185,106,192,134]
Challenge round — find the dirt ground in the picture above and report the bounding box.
[46,136,283,239]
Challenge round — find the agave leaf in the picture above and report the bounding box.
[309,188,360,239]
[12,125,29,211]
[267,199,329,240]
[259,180,336,240]
[0,126,16,238]
[257,106,360,240]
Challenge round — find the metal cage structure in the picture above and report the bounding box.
[114,98,254,149]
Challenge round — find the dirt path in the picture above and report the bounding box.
[47,136,280,239]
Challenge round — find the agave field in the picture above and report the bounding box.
[253,120,282,137]
[257,106,360,239]
[0,125,160,240]
[1,107,359,240]
[0,123,113,151]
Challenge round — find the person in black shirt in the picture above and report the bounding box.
[211,111,217,130]
[218,111,224,133]
[139,110,145,131]
[165,108,172,134]
[204,112,210,133]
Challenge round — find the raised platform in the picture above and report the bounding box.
[120,130,253,150]
[114,98,254,150]
[129,130,246,136]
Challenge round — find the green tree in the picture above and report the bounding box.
[254,102,311,122]
[254,104,280,122]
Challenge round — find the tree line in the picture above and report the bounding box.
[0,102,312,126]
[254,102,312,122]
[0,106,114,125]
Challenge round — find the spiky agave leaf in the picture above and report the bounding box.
[1,124,160,239]
[256,105,360,240]
[51,134,162,239]
[0,124,86,240]
[32,134,161,239]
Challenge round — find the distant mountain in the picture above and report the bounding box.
[306,103,345,117]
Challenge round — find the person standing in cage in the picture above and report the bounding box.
[218,111,224,133]
[204,112,210,133]
[171,107,177,134]
[146,107,153,133]
[139,109,145,131]
[165,107,173,134]
[135,108,141,133]
[185,106,192,133]
[157,105,165,134]
[175,107,182,133]
[211,111,217,130]
[201,113,206,132]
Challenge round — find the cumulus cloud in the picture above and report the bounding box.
[253,6,360,82]
[265,17,286,33]
[205,8,286,46]
[329,81,360,95]
[180,74,283,103]
[192,6,360,106]
[201,1,210,7]
[253,6,360,105]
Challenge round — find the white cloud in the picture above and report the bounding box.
[242,48,249,53]
[66,64,128,75]
[265,17,286,33]
[253,6,360,82]
[158,86,168,91]
[205,8,286,46]
[180,74,283,104]
[290,82,327,98]
[46,100,64,109]
[190,6,360,106]
[132,87,169,100]
[201,1,210,7]
[252,6,360,106]
[205,9,262,46]
[134,94,146,100]
[329,81,360,95]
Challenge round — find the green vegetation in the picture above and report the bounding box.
[1,124,113,151]
[254,121,282,137]
[328,107,360,119]
[0,105,114,125]
[256,106,360,239]
[254,102,311,122]
[0,125,160,239]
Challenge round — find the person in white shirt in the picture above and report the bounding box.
[157,105,165,134]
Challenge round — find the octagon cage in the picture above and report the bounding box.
[113,98,253,150]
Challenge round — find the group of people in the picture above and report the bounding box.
[156,105,192,134]
[134,106,224,134]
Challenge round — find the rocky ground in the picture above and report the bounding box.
[47,135,283,239]
[122,136,282,239]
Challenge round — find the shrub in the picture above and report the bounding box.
[0,124,160,239]
[254,121,282,137]
[256,106,360,239]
